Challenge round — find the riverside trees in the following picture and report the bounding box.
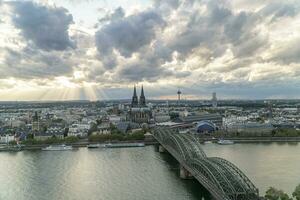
[265,184,300,200]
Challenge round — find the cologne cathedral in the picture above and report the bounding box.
[129,85,151,123]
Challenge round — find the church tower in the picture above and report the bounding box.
[131,85,138,107]
[32,111,40,132]
[139,85,146,107]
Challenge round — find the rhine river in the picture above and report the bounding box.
[1,143,300,200]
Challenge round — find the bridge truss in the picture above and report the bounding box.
[153,127,259,200]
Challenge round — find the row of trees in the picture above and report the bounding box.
[19,136,79,145]
[265,185,300,200]
[271,129,300,137]
[210,128,300,138]
[88,132,145,142]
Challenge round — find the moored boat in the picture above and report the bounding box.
[42,144,73,151]
[104,142,145,148]
[0,145,23,152]
[87,143,102,148]
[217,139,234,145]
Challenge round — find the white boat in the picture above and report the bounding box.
[87,143,103,148]
[204,141,212,144]
[217,139,234,145]
[104,142,145,148]
[42,144,73,151]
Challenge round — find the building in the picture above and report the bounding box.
[178,112,223,128]
[131,85,139,107]
[34,131,64,141]
[34,124,65,141]
[68,123,90,137]
[96,122,111,135]
[195,121,217,134]
[212,92,217,108]
[116,122,130,134]
[109,115,121,125]
[32,111,41,132]
[153,111,171,123]
[0,134,15,143]
[227,122,274,136]
[139,86,146,107]
[129,85,151,124]
[177,89,182,104]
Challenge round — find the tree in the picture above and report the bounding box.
[293,184,300,200]
[64,136,79,144]
[88,122,97,136]
[27,133,34,139]
[265,187,292,200]
[63,127,69,137]
[96,119,102,125]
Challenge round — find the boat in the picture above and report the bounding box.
[104,142,145,148]
[87,143,103,148]
[204,141,212,144]
[217,139,234,145]
[42,144,73,151]
[0,145,23,152]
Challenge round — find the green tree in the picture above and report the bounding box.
[22,138,39,145]
[293,184,300,200]
[63,128,69,137]
[27,133,34,139]
[169,112,179,120]
[124,132,145,141]
[88,122,97,136]
[265,187,291,200]
[96,119,102,125]
[9,141,17,145]
[64,136,79,144]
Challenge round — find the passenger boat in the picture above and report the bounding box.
[0,145,23,152]
[104,142,145,148]
[217,139,234,145]
[42,144,73,151]
[87,143,103,148]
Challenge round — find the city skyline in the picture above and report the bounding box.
[0,0,300,101]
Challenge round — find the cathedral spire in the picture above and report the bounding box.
[141,85,144,97]
[134,85,137,95]
[131,85,138,107]
[139,85,146,107]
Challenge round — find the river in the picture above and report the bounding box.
[0,143,299,200]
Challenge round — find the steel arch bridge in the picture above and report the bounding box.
[153,127,260,200]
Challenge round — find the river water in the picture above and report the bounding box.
[0,143,299,200]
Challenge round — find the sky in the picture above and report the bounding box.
[0,0,300,101]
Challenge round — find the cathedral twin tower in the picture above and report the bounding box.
[131,85,146,107]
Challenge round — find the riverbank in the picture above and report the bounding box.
[3,136,300,152]
[0,140,159,152]
[225,137,300,143]
[200,136,300,143]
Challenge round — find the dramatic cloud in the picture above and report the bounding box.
[0,0,300,100]
[98,7,125,24]
[95,9,165,67]
[1,47,74,79]
[10,1,75,51]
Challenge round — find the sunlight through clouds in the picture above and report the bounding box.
[0,0,300,100]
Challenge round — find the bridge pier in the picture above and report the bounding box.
[158,145,166,153]
[179,165,193,179]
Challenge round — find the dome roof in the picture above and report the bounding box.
[196,121,216,133]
